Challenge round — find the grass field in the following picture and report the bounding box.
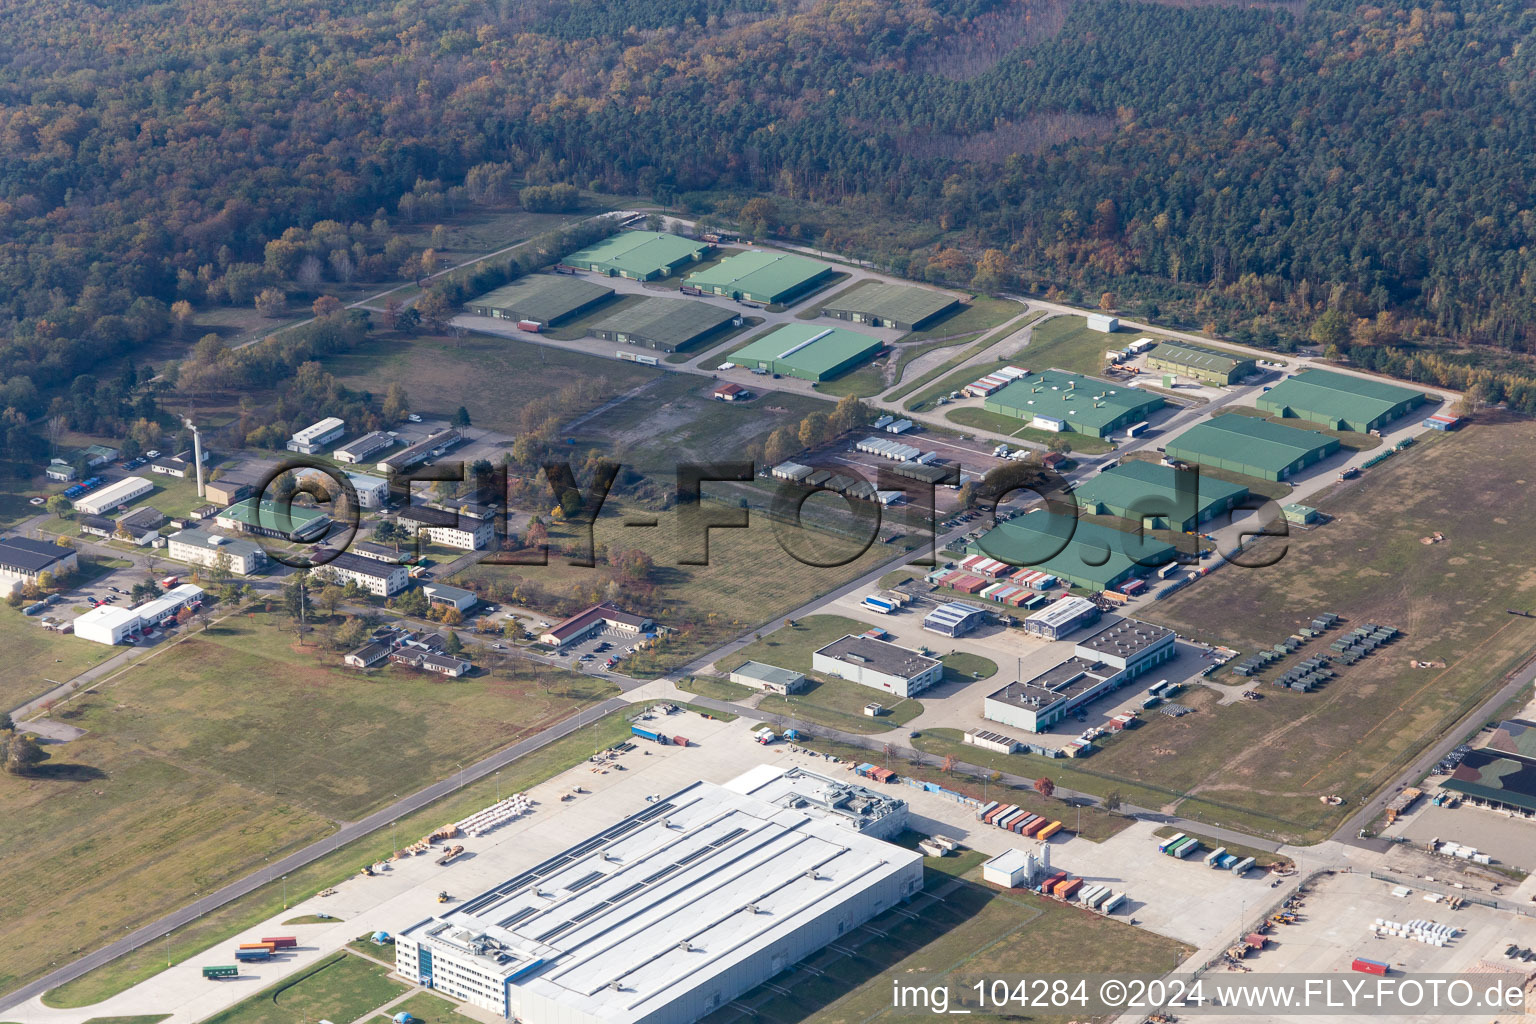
[282,914,338,925]
[759,676,923,734]
[1022,314,1141,376]
[941,652,997,682]
[928,417,1536,844]
[0,598,122,710]
[944,406,1118,453]
[327,331,661,435]
[715,615,879,675]
[42,702,666,1007]
[5,611,613,1001]
[457,510,906,676]
[81,1016,170,1024]
[891,312,1046,407]
[199,952,406,1024]
[367,992,482,1024]
[700,845,1187,1024]
[676,676,757,701]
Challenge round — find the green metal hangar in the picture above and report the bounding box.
[817,282,960,330]
[1165,414,1340,481]
[465,276,614,325]
[1074,459,1249,532]
[982,370,1164,438]
[587,297,737,352]
[559,230,712,281]
[968,511,1177,591]
[1257,368,1427,432]
[684,250,835,305]
[1144,341,1257,385]
[731,323,883,382]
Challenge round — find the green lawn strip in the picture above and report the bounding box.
[891,309,1045,407]
[81,1017,172,1024]
[282,914,339,925]
[715,614,879,675]
[370,992,483,1024]
[40,703,677,1008]
[815,360,888,398]
[197,952,406,1024]
[941,652,997,682]
[758,679,922,734]
[1150,826,1290,869]
[676,676,757,701]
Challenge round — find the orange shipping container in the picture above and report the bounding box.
[238,942,277,952]
[1036,821,1063,840]
[1054,877,1083,899]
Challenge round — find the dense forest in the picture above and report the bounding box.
[5,0,1536,463]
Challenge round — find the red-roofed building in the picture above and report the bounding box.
[713,382,751,401]
[539,602,655,648]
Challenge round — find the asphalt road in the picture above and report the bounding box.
[0,695,629,1014]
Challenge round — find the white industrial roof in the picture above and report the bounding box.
[291,416,345,444]
[73,476,151,510]
[134,583,204,622]
[405,776,918,1024]
[984,848,1031,874]
[73,605,139,633]
[1025,595,1098,630]
[924,601,986,626]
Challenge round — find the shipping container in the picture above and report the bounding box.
[516,319,542,333]
[1012,814,1039,834]
[672,735,689,747]
[1020,816,1049,838]
[203,966,239,980]
[863,597,895,614]
[1054,877,1083,899]
[1157,832,1187,854]
[995,808,1022,831]
[1230,856,1256,875]
[1078,884,1105,906]
[1100,891,1127,914]
[234,950,272,962]
[1351,958,1390,976]
[1204,846,1227,867]
[1171,837,1200,858]
[260,937,297,949]
[976,801,999,822]
[1086,887,1113,909]
[1041,871,1067,892]
[985,804,1016,826]
[1036,821,1063,840]
[238,942,277,952]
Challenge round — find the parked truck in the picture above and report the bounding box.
[631,725,670,744]
[203,965,239,980]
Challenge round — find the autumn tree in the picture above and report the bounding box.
[1034,776,1055,799]
[312,295,343,319]
[255,288,288,317]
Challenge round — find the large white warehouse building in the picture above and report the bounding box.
[395,769,921,1024]
[73,476,153,516]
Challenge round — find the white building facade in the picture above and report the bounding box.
[811,634,943,698]
[165,530,268,576]
[73,476,153,516]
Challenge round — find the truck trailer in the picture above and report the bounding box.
[203,965,239,980]
[631,725,669,744]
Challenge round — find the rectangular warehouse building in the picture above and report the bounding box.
[812,634,944,697]
[684,250,835,305]
[968,511,1177,591]
[983,370,1164,438]
[215,497,332,542]
[1256,368,1427,432]
[393,773,922,1024]
[1164,415,1340,482]
[560,231,711,280]
[287,416,345,455]
[165,529,268,576]
[985,618,1176,732]
[1144,341,1256,385]
[73,476,153,516]
[466,276,615,325]
[818,282,960,330]
[588,297,737,352]
[731,324,883,382]
[1073,459,1250,532]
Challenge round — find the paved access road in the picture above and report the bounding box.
[0,695,629,1014]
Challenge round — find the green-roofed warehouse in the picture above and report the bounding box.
[1074,459,1250,532]
[559,231,712,281]
[684,250,835,305]
[1256,368,1427,432]
[983,370,1165,438]
[731,324,883,382]
[968,511,1178,591]
[1144,341,1257,385]
[587,297,738,352]
[1165,414,1340,481]
[818,282,961,330]
[465,275,614,325]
